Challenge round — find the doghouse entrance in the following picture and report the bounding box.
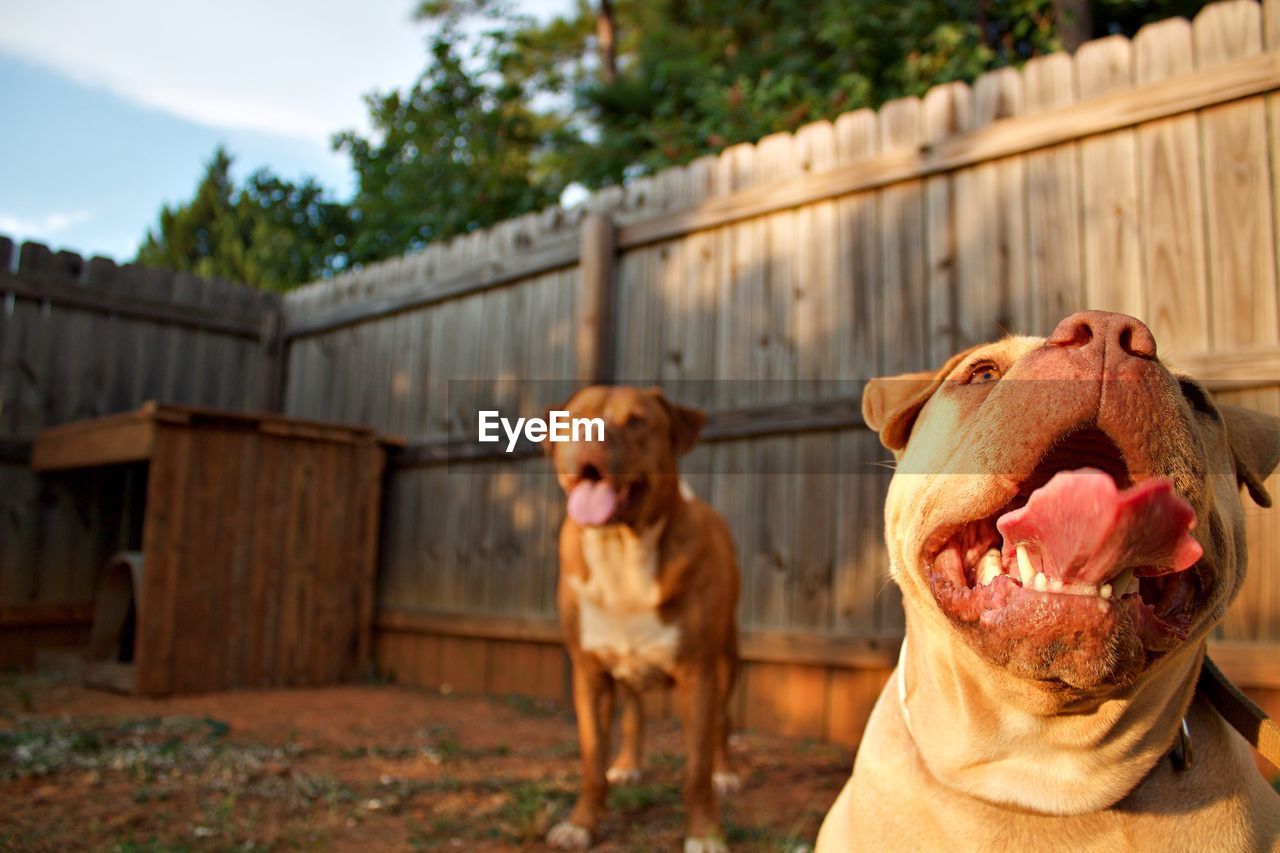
[85,552,144,693]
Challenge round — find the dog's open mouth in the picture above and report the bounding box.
[924,429,1207,653]
[567,464,647,526]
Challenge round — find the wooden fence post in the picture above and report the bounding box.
[576,212,617,384]
[257,298,286,413]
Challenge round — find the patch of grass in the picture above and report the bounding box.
[407,813,470,849]
[724,817,803,851]
[499,693,559,718]
[0,716,233,781]
[538,740,580,760]
[609,780,681,813]
[112,841,194,853]
[498,781,573,843]
[421,724,464,763]
[336,744,416,760]
[649,750,683,769]
[132,785,172,804]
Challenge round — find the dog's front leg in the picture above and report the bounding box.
[676,661,727,852]
[607,683,645,784]
[548,657,614,849]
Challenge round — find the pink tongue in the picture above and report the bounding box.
[568,480,619,526]
[997,469,1203,585]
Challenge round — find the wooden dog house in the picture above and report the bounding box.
[31,402,394,695]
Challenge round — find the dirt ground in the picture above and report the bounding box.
[0,673,851,851]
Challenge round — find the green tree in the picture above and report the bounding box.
[495,0,1212,189]
[334,15,580,266]
[137,147,351,292]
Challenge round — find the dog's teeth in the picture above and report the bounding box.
[1016,544,1035,587]
[1112,567,1137,597]
[1100,583,1112,600]
[1033,572,1048,592]
[1048,578,1064,592]
[978,550,1003,586]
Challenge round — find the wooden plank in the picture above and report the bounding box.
[135,426,195,694]
[878,97,928,374]
[123,267,169,405]
[576,213,617,383]
[0,270,267,338]
[1196,1,1280,349]
[278,441,320,685]
[245,435,291,687]
[791,124,840,632]
[30,415,155,470]
[1209,641,1280,689]
[256,297,285,411]
[833,110,881,378]
[1135,18,1211,355]
[0,602,93,627]
[824,666,893,746]
[217,427,258,688]
[0,464,42,611]
[922,83,971,362]
[307,438,344,684]
[353,444,385,677]
[1077,36,1143,317]
[31,401,386,471]
[757,130,800,402]
[283,238,579,338]
[375,609,902,669]
[437,636,489,695]
[957,68,1026,344]
[169,427,227,693]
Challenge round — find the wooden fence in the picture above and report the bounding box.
[0,238,278,666]
[280,0,1280,744]
[4,0,1280,748]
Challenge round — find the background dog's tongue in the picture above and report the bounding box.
[568,480,618,526]
[997,469,1202,584]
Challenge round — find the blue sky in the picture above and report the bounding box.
[0,0,570,263]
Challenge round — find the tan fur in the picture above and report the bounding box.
[819,313,1280,851]
[548,386,740,850]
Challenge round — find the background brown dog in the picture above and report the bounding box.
[545,386,741,852]
[819,311,1280,850]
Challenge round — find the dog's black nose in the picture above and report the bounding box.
[1047,310,1157,360]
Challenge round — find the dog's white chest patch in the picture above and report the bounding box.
[571,522,679,687]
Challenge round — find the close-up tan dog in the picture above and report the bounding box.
[817,311,1280,851]
[544,385,741,852]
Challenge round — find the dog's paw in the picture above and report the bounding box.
[547,821,593,850]
[606,766,642,785]
[712,770,741,796]
[684,836,729,853]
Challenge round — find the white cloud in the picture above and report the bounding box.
[0,209,93,241]
[0,0,432,143]
[0,0,579,145]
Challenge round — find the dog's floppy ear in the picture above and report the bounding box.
[1219,403,1280,507]
[648,388,706,456]
[862,347,980,452]
[862,370,939,452]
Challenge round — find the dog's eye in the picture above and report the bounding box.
[625,413,647,428]
[965,362,1002,385]
[1178,377,1219,419]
